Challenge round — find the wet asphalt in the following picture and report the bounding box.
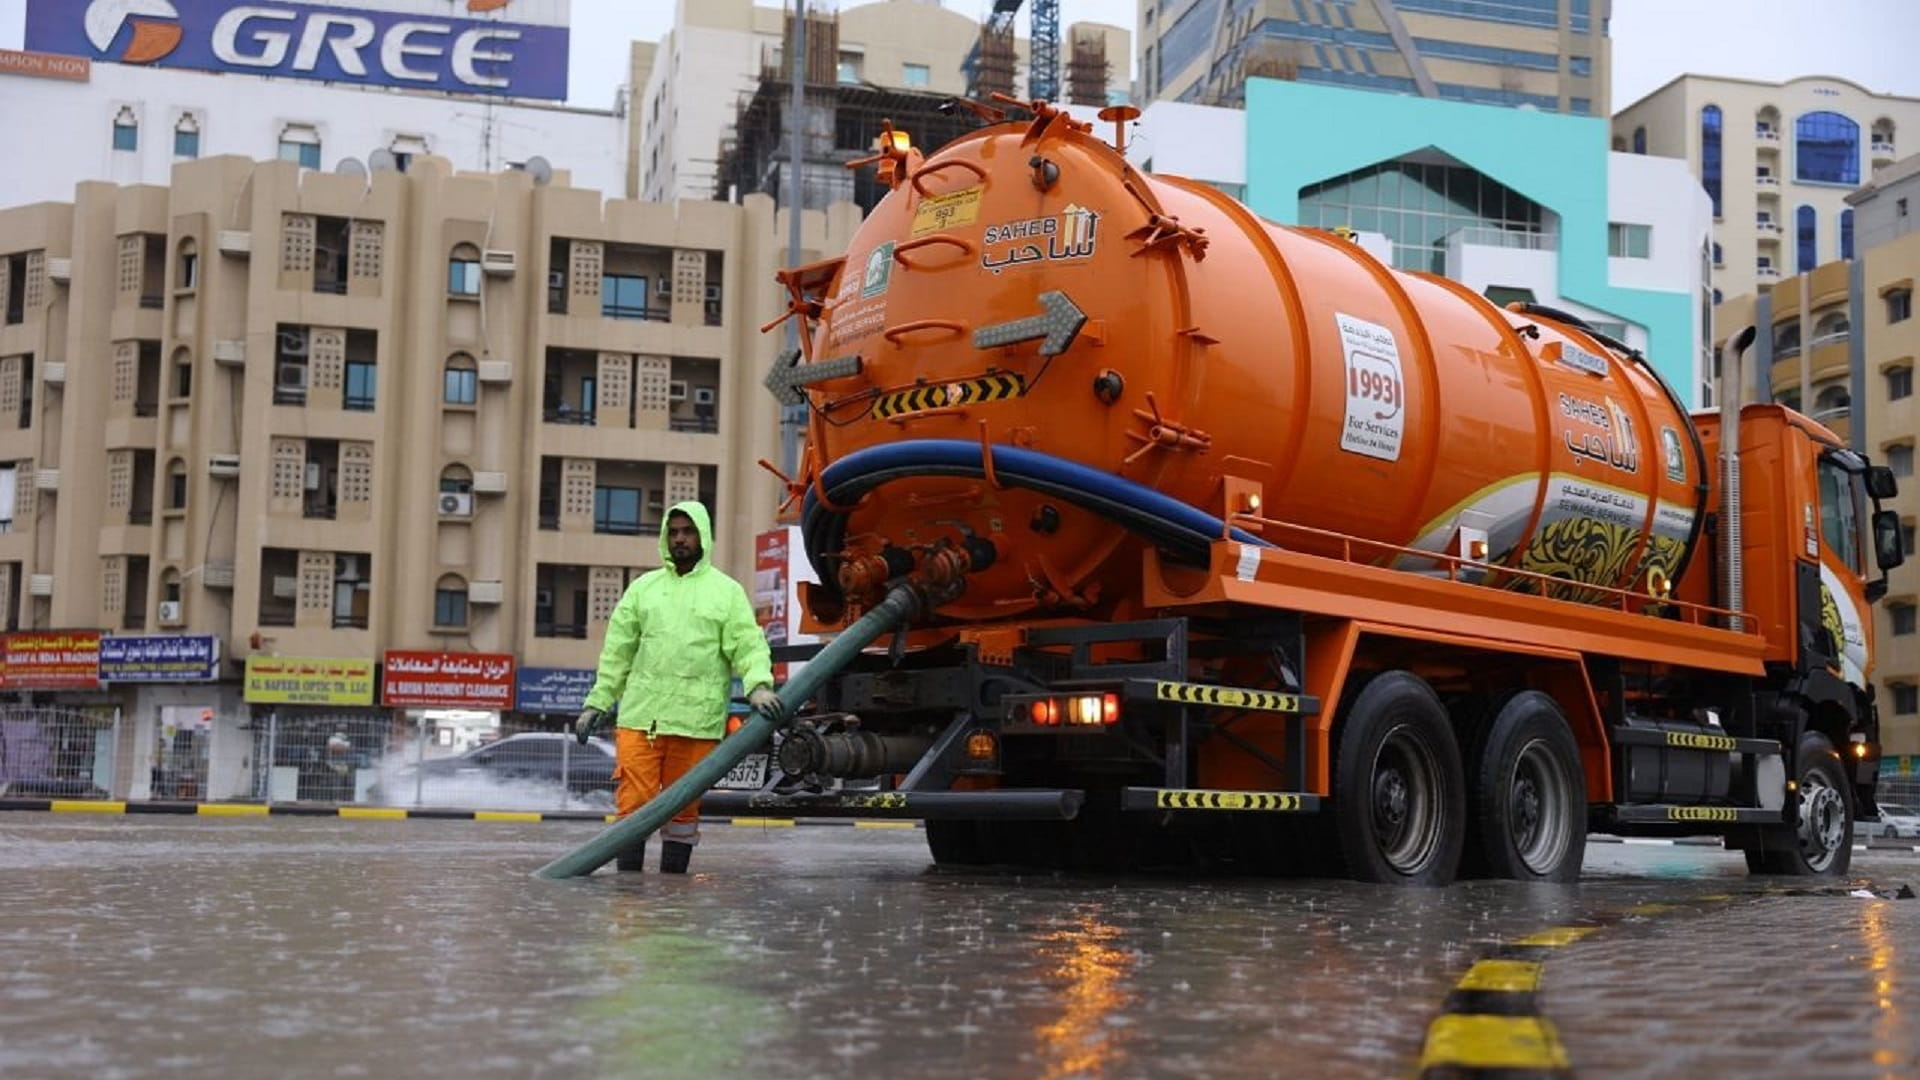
[1,817,1913,1080]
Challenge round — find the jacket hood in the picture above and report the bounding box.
[660,500,714,573]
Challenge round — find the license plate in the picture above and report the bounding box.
[715,753,769,791]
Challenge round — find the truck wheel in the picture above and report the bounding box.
[925,820,990,866]
[1472,692,1586,883]
[1332,672,1465,885]
[1745,732,1853,876]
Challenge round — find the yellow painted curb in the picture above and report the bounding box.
[338,807,408,820]
[1419,1014,1569,1071]
[51,800,126,814]
[1512,925,1599,947]
[852,820,918,829]
[1455,959,1543,993]
[474,811,543,823]
[727,817,797,827]
[197,804,270,817]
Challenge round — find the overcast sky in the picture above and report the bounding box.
[3,0,1916,112]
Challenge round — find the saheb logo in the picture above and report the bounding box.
[85,0,183,64]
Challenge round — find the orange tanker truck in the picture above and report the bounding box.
[715,98,1907,885]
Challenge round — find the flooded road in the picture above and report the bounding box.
[1,817,1908,1079]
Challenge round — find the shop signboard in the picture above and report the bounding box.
[380,650,514,708]
[99,634,220,682]
[2,631,103,689]
[514,666,595,714]
[243,656,375,705]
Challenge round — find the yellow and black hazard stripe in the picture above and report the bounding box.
[1139,679,1313,714]
[1120,786,1320,812]
[0,798,927,827]
[872,373,1025,419]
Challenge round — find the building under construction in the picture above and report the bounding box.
[712,8,979,215]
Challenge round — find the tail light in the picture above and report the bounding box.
[1013,694,1121,728]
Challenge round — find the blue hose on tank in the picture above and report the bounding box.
[801,440,1272,588]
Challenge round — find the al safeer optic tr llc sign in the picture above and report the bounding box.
[25,0,569,101]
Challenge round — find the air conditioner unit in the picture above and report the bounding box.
[667,380,688,402]
[535,589,554,608]
[272,574,298,600]
[276,328,309,357]
[468,580,504,605]
[217,230,251,257]
[34,469,59,492]
[471,471,507,495]
[42,362,66,386]
[547,270,565,290]
[158,600,183,624]
[304,463,323,491]
[703,283,720,301]
[213,339,246,365]
[45,257,72,283]
[476,360,512,383]
[692,387,716,407]
[28,573,53,597]
[481,249,517,276]
[208,453,241,478]
[277,363,308,390]
[438,491,473,517]
[336,554,361,580]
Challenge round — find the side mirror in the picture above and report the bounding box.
[1867,465,1899,500]
[1873,509,1906,572]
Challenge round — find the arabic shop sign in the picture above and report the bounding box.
[513,666,595,714]
[100,634,221,682]
[381,650,514,708]
[25,0,569,101]
[244,655,375,705]
[2,631,103,689]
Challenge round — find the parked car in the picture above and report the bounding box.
[371,733,617,808]
[1871,802,1920,839]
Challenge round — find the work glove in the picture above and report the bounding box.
[574,707,607,745]
[748,686,783,721]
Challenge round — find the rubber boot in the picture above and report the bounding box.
[660,840,693,874]
[615,843,645,872]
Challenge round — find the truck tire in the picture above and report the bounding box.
[1472,692,1586,883]
[1332,672,1465,885]
[1745,731,1853,876]
[925,820,991,866]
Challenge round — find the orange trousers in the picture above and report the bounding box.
[614,729,718,845]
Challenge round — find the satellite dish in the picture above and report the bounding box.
[369,148,399,172]
[335,157,367,178]
[524,155,553,186]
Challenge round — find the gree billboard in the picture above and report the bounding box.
[25,0,569,100]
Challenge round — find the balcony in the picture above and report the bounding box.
[1755,127,1780,144]
[138,294,164,310]
[1874,139,1897,161]
[1758,265,1782,283]
[1755,219,1782,236]
[1755,174,1780,188]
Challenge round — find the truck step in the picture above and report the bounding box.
[1121,786,1322,813]
[1610,804,1784,825]
[1609,726,1781,755]
[1123,678,1321,714]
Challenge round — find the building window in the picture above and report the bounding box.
[444,354,477,405]
[1895,684,1918,716]
[1796,111,1860,185]
[1712,241,1723,266]
[1608,223,1651,259]
[1890,365,1914,401]
[1713,288,1723,305]
[434,574,468,628]
[1901,197,1911,219]
[1701,105,1722,218]
[901,62,930,87]
[173,114,199,159]
[601,274,648,320]
[278,124,322,169]
[1889,444,1915,479]
[1298,160,1549,274]
[1893,602,1917,636]
[112,107,138,152]
[177,239,198,290]
[439,465,473,496]
[1813,384,1850,423]
[1890,289,1913,324]
[1905,520,1917,557]
[1797,205,1817,272]
[593,486,643,535]
[837,51,861,83]
[166,459,188,510]
[344,361,376,411]
[1631,126,1646,154]
[173,347,193,398]
[447,245,481,296]
[1569,55,1591,77]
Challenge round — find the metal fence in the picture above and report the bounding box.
[0,705,116,799]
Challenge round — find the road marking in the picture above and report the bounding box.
[1456,959,1543,993]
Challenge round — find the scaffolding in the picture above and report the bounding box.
[1065,27,1107,107]
[969,22,1018,101]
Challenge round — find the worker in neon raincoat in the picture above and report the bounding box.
[575,501,776,873]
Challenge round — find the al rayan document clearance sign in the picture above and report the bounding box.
[381,651,514,708]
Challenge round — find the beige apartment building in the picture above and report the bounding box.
[0,153,857,720]
[1140,0,1607,114]
[1615,75,1920,304]
[1713,183,1920,760]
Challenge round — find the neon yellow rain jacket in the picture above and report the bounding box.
[583,501,774,738]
